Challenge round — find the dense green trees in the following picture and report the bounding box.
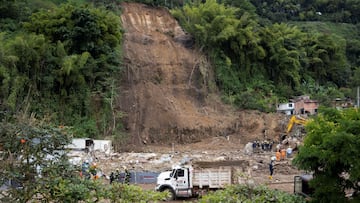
[249,0,360,23]
[0,33,50,111]
[0,0,358,131]
[172,0,355,110]
[0,2,122,138]
[260,23,305,92]
[0,0,30,31]
[293,107,360,202]
[0,0,359,137]
[302,32,349,87]
[172,0,271,110]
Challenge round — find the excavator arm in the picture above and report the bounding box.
[280,115,308,141]
[286,115,308,133]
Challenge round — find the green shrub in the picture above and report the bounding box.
[199,184,306,203]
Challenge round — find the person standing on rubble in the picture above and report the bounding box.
[89,162,98,179]
[110,171,115,184]
[264,140,269,151]
[276,149,281,161]
[110,168,121,184]
[115,168,121,181]
[269,141,273,152]
[281,148,286,160]
[269,157,276,180]
[124,166,131,184]
[286,146,293,158]
[252,141,257,153]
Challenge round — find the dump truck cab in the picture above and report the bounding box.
[156,161,243,200]
[155,165,194,200]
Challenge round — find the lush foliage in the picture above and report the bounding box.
[1,0,359,143]
[293,107,360,202]
[0,117,167,202]
[243,0,360,23]
[0,116,74,202]
[107,183,167,202]
[0,2,123,138]
[171,0,356,110]
[199,184,306,203]
[128,0,190,8]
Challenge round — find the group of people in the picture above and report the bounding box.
[81,160,131,184]
[252,140,274,152]
[81,160,99,180]
[275,146,293,161]
[109,167,131,184]
[268,146,294,179]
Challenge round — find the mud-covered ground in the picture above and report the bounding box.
[83,136,302,202]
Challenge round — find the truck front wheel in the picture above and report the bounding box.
[162,188,175,201]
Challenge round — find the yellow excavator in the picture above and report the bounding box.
[280,115,308,141]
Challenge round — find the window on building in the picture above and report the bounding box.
[288,103,293,107]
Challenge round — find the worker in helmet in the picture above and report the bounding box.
[269,157,276,180]
[109,168,118,184]
[90,162,98,179]
[124,166,131,184]
[115,168,120,181]
[110,168,121,184]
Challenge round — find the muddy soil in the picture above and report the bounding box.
[106,3,303,201]
[118,2,286,150]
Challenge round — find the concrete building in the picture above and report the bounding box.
[276,102,295,115]
[65,138,112,155]
[277,95,319,115]
[332,98,354,109]
[293,95,318,115]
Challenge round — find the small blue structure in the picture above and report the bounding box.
[116,171,160,184]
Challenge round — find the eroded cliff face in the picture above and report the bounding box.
[118,3,284,148]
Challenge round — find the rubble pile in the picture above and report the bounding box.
[69,144,300,190]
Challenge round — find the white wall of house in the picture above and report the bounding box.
[93,140,112,155]
[277,103,295,115]
[65,138,112,154]
[65,138,90,150]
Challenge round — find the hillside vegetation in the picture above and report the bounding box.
[171,0,360,110]
[0,0,359,145]
[1,1,359,202]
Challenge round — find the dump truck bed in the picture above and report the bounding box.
[191,160,249,188]
[192,167,232,188]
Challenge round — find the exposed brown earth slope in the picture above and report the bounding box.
[118,3,286,150]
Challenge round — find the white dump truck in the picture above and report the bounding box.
[155,160,249,200]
